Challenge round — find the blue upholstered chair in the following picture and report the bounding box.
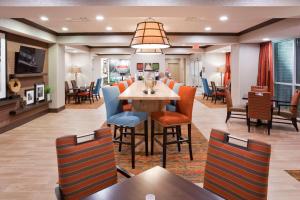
[166,82,184,112]
[93,78,102,100]
[102,86,148,168]
[202,78,212,100]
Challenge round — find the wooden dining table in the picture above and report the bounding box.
[119,80,180,113]
[83,166,224,200]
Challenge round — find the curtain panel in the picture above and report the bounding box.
[224,52,231,86]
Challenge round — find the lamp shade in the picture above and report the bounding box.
[135,48,163,55]
[130,19,170,49]
[71,67,81,73]
[216,66,226,73]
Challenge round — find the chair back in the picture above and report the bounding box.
[65,81,70,93]
[173,83,184,94]
[248,92,272,120]
[89,82,95,94]
[290,89,300,114]
[168,80,175,89]
[162,78,167,84]
[202,78,212,96]
[126,79,132,86]
[204,129,271,200]
[56,128,117,200]
[176,86,196,120]
[102,86,123,120]
[118,82,127,93]
[123,81,129,89]
[93,78,102,94]
[251,86,268,92]
[71,80,77,89]
[166,79,171,86]
[225,88,233,111]
[211,81,217,93]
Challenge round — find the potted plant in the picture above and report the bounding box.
[45,85,51,101]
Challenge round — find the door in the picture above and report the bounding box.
[168,63,180,82]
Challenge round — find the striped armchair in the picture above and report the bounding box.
[55,128,132,200]
[204,129,271,200]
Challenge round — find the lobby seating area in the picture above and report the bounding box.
[0,1,300,200]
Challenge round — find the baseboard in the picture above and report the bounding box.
[48,105,65,113]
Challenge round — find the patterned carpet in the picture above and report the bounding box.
[102,123,208,183]
[285,170,300,182]
[65,99,103,109]
[195,96,226,108]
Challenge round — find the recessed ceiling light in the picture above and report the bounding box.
[40,16,49,21]
[219,16,228,22]
[62,27,69,31]
[204,26,212,31]
[96,15,104,21]
[106,26,112,31]
[262,38,270,41]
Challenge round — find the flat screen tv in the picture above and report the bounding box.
[15,46,45,74]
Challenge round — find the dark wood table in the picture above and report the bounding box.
[83,166,223,200]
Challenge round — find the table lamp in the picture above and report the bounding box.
[71,67,81,85]
[216,66,225,86]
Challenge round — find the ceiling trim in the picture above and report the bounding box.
[87,45,211,49]
[12,18,286,38]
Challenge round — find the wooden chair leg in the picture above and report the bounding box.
[267,120,271,135]
[225,111,231,123]
[162,127,167,168]
[151,120,155,155]
[113,125,118,139]
[118,127,123,152]
[144,120,148,156]
[176,125,181,152]
[247,118,250,132]
[131,127,135,169]
[292,118,299,132]
[214,95,217,104]
[188,124,193,160]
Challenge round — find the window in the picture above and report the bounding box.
[274,39,300,116]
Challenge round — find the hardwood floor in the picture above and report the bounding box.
[0,100,299,199]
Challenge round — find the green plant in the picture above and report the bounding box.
[45,85,51,94]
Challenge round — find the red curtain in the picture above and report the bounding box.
[257,42,274,95]
[224,52,231,86]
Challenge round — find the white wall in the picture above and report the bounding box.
[231,44,260,105]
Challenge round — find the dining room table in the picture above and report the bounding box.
[83,166,224,200]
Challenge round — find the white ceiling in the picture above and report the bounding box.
[0,6,300,33]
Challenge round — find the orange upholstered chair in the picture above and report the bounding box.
[162,78,168,84]
[204,129,271,200]
[116,82,132,111]
[126,79,133,86]
[168,80,175,90]
[55,128,132,200]
[151,86,196,168]
[117,82,127,93]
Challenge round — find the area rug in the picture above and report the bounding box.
[285,170,300,182]
[65,99,103,109]
[195,96,226,108]
[102,122,208,183]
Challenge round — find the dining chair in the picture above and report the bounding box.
[93,78,102,100]
[166,82,184,112]
[126,78,133,86]
[247,92,273,135]
[151,86,196,168]
[162,78,168,84]
[273,89,300,131]
[202,78,212,100]
[203,129,271,200]
[166,79,171,86]
[71,80,77,90]
[65,81,76,104]
[251,85,268,92]
[168,80,175,89]
[211,81,225,104]
[116,82,132,111]
[55,128,133,200]
[77,81,95,104]
[102,86,148,168]
[225,88,246,122]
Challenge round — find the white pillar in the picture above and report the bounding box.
[48,44,65,109]
[231,44,260,105]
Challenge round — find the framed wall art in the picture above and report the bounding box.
[24,89,35,105]
[35,82,45,102]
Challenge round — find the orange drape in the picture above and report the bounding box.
[224,52,231,86]
[257,42,274,95]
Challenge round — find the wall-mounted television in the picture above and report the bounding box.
[15,46,45,74]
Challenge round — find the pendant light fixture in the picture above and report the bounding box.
[130,18,170,49]
[135,48,163,55]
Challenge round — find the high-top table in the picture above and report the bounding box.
[119,81,180,112]
[84,166,223,200]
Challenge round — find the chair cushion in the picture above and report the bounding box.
[166,104,176,112]
[213,91,225,96]
[151,111,190,126]
[274,109,295,118]
[78,92,89,96]
[108,112,147,127]
[123,103,132,111]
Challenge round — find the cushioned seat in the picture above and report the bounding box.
[152,111,190,126]
[123,103,132,111]
[229,106,246,112]
[108,111,147,127]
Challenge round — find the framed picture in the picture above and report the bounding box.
[144,63,152,71]
[25,89,35,105]
[0,33,6,99]
[35,83,45,102]
[137,63,144,71]
[152,63,159,71]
